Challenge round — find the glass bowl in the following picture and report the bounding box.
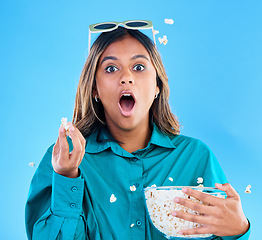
[143,186,226,239]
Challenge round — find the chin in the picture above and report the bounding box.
[118,120,138,131]
[105,111,149,132]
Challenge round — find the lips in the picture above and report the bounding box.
[118,91,136,117]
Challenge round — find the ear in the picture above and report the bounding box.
[156,86,160,95]
[92,85,98,98]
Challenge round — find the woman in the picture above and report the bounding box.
[25,22,250,239]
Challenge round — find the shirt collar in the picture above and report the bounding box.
[85,126,112,154]
[85,123,176,154]
[148,123,176,149]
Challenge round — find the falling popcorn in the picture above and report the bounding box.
[165,19,174,25]
[197,177,203,184]
[130,223,135,228]
[151,184,157,188]
[110,194,117,203]
[168,177,173,182]
[29,162,35,167]
[245,185,251,193]
[158,35,168,45]
[61,117,70,136]
[197,177,204,187]
[153,30,159,35]
[130,185,136,191]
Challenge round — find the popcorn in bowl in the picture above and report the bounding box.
[143,186,226,239]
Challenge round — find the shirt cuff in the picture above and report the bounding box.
[51,171,85,218]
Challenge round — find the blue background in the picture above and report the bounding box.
[0,0,261,239]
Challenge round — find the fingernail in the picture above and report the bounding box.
[69,126,74,132]
[178,231,183,235]
[174,197,179,203]
[172,211,177,216]
[59,126,64,133]
[216,183,222,188]
[182,187,187,193]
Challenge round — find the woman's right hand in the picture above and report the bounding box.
[52,123,86,178]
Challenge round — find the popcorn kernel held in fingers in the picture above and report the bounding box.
[61,117,70,136]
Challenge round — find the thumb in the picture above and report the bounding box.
[52,136,60,156]
[215,183,239,199]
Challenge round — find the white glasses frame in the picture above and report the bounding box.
[88,20,156,52]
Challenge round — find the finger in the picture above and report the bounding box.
[52,136,60,156]
[215,183,239,199]
[67,122,84,144]
[68,125,83,163]
[69,123,86,160]
[173,197,216,216]
[182,187,223,206]
[58,126,70,160]
[71,123,86,148]
[172,210,211,225]
[179,225,211,236]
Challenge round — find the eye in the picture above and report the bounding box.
[105,65,118,73]
[133,64,146,72]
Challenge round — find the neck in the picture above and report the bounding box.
[107,122,152,153]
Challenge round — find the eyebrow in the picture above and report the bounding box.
[100,54,150,66]
[131,54,150,62]
[100,56,118,65]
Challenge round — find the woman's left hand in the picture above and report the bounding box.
[172,183,249,237]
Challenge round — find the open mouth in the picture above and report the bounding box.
[119,92,136,116]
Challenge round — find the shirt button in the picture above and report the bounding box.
[131,157,138,162]
[134,183,139,187]
[136,220,142,226]
[70,203,76,208]
[71,186,78,192]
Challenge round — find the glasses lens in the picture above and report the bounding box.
[125,21,148,28]
[94,23,116,30]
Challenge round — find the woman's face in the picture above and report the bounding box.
[95,35,159,133]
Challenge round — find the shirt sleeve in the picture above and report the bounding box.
[198,141,228,186]
[25,145,87,240]
[196,141,251,240]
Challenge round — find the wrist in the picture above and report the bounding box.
[55,169,79,178]
[239,218,249,235]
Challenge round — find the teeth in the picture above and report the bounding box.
[123,94,131,96]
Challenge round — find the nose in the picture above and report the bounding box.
[120,79,133,85]
[119,69,134,85]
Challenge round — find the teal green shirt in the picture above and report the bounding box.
[25,124,250,239]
